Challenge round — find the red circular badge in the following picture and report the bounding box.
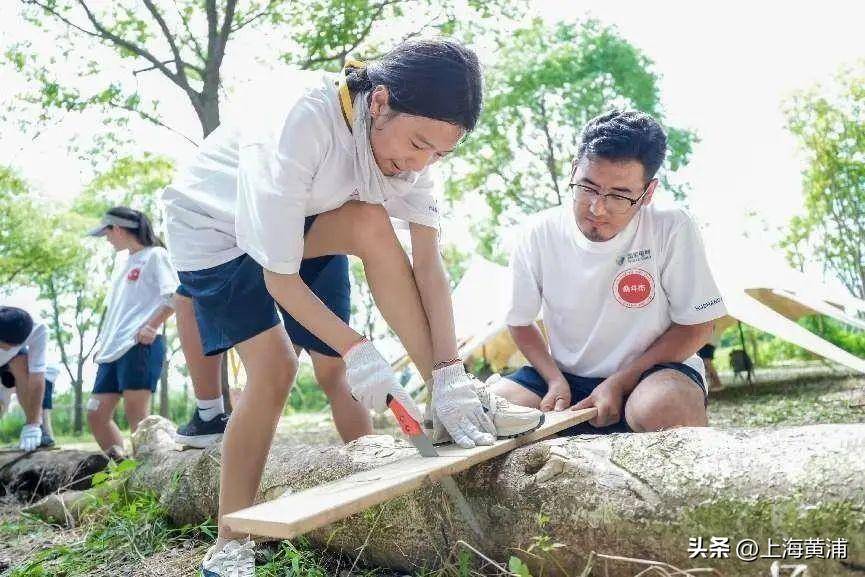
[613,268,655,308]
[127,268,141,281]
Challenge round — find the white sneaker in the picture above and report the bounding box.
[423,374,544,444]
[201,539,256,577]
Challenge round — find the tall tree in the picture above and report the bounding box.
[14,0,523,139]
[0,156,174,431]
[0,167,109,433]
[445,18,696,256]
[781,63,865,300]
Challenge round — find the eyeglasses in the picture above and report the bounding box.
[568,181,651,215]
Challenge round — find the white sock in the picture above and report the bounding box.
[197,396,224,422]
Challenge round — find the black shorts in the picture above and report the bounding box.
[504,362,707,434]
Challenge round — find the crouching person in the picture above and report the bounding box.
[491,110,727,433]
[0,306,50,451]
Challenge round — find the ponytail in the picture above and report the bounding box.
[105,206,164,248]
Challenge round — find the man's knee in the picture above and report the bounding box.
[625,375,707,432]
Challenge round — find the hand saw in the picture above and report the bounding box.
[386,392,485,539]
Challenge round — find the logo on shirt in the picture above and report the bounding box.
[616,249,652,267]
[127,268,141,282]
[613,268,655,308]
[695,296,722,311]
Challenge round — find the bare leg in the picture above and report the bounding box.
[8,356,42,426]
[624,370,708,432]
[122,389,152,433]
[217,324,298,543]
[308,349,373,442]
[174,294,223,402]
[302,201,435,380]
[87,393,123,452]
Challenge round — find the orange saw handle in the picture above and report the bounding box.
[386,393,422,436]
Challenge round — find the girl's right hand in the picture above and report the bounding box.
[344,340,410,415]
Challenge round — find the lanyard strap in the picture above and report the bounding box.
[338,58,365,132]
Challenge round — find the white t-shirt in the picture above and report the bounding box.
[0,322,47,373]
[44,363,60,383]
[163,70,440,274]
[95,247,179,364]
[506,201,727,379]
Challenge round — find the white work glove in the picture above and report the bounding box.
[19,423,42,453]
[344,340,420,421]
[432,363,496,449]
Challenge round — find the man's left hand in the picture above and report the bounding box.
[136,325,158,345]
[571,369,637,427]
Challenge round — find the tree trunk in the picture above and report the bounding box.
[73,365,84,435]
[159,362,169,417]
[116,417,865,577]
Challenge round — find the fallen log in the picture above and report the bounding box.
[120,416,865,576]
[0,448,107,500]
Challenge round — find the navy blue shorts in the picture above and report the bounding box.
[504,362,706,434]
[93,336,166,395]
[177,215,350,358]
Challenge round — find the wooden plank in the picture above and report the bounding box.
[224,408,596,539]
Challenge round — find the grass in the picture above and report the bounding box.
[4,461,216,577]
[708,375,865,428]
[2,369,863,577]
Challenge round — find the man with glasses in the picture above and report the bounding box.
[488,110,727,433]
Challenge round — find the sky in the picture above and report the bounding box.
[1,0,863,392]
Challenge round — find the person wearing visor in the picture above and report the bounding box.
[162,37,542,576]
[86,207,178,461]
[491,110,727,434]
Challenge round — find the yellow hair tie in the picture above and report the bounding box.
[338,59,367,130]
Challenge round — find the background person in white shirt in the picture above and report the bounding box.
[491,110,728,433]
[0,306,49,451]
[87,207,178,461]
[163,38,540,576]
[0,355,60,449]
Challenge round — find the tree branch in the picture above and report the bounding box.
[142,0,190,86]
[105,97,199,146]
[298,0,398,69]
[230,0,281,33]
[72,0,192,94]
[171,0,206,59]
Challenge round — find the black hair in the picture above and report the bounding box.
[345,37,483,132]
[574,110,668,180]
[0,307,34,346]
[106,206,164,248]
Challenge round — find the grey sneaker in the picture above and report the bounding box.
[201,539,255,577]
[423,374,544,444]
